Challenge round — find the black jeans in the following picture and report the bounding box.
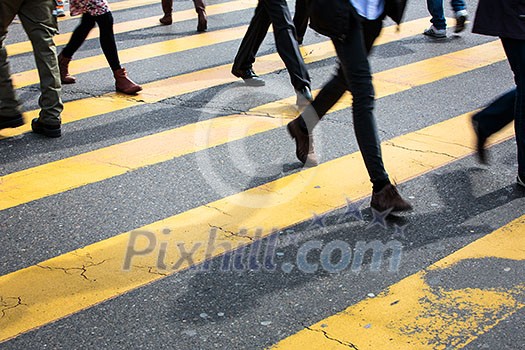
[303,12,389,186]
[473,37,525,176]
[232,0,310,90]
[293,0,309,43]
[62,11,121,71]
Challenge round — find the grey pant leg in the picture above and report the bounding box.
[18,0,63,125]
[0,1,21,117]
[0,35,21,117]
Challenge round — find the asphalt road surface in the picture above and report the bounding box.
[0,0,524,349]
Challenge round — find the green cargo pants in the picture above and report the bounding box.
[0,0,63,125]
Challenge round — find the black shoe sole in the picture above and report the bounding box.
[232,69,266,86]
[242,77,265,87]
[454,15,467,33]
[423,32,446,39]
[31,118,61,138]
[0,115,24,129]
[116,86,142,95]
[370,202,413,213]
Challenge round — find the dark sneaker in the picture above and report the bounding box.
[287,117,318,167]
[231,68,265,87]
[0,113,24,130]
[296,86,313,107]
[31,118,61,138]
[454,10,468,33]
[518,174,525,188]
[471,118,488,164]
[370,184,413,212]
[423,25,446,38]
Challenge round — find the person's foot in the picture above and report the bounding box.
[472,118,488,164]
[31,118,61,138]
[370,184,413,212]
[454,10,468,33]
[231,68,266,87]
[159,13,172,25]
[0,114,24,130]
[287,117,318,167]
[58,53,76,84]
[114,68,142,95]
[517,174,525,188]
[54,6,66,17]
[424,25,446,38]
[296,86,313,107]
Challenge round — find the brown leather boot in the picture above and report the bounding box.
[58,53,76,84]
[193,0,207,32]
[370,184,413,212]
[159,0,172,25]
[113,68,142,95]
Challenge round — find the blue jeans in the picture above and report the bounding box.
[473,38,525,177]
[426,0,466,30]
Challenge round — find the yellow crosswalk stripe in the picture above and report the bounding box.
[0,18,497,142]
[1,0,519,342]
[0,12,516,343]
[6,0,257,57]
[103,0,162,12]
[270,216,525,349]
[0,105,515,342]
[0,37,507,210]
[12,24,249,88]
[52,0,162,22]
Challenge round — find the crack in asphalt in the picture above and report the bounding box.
[303,324,359,349]
[0,296,24,319]
[36,259,107,281]
[413,131,476,150]
[208,224,236,236]
[208,224,254,242]
[104,161,135,172]
[256,186,275,193]
[204,204,233,217]
[132,265,170,276]
[385,141,459,159]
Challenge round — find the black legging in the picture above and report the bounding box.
[62,11,121,71]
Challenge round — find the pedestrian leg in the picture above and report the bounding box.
[19,0,63,129]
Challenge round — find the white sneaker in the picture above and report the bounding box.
[455,10,468,33]
[518,174,525,188]
[423,25,446,38]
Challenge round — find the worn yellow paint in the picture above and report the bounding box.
[0,37,509,210]
[270,217,525,350]
[12,24,252,88]
[5,0,257,57]
[52,0,161,22]
[0,103,516,343]
[0,19,503,141]
[0,115,282,210]
[2,19,414,138]
[251,38,506,118]
[430,219,525,268]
